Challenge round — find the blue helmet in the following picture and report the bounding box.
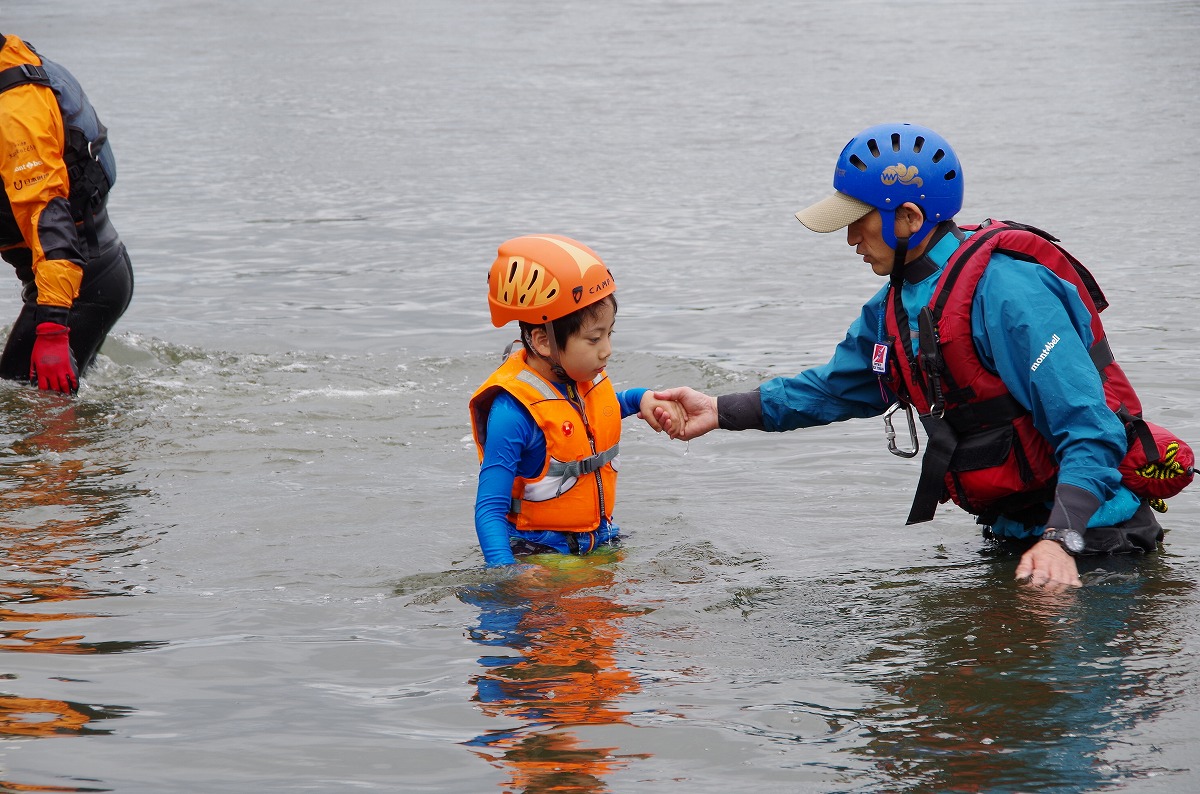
[797,123,964,249]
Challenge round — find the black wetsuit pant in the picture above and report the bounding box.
[984,499,1165,555]
[0,207,134,381]
[1077,500,1165,554]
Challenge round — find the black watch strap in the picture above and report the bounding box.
[1041,527,1084,555]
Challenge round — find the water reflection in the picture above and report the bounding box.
[845,552,1193,791]
[0,393,157,745]
[460,553,650,793]
[0,692,130,739]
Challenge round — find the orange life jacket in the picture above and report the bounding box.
[470,350,620,533]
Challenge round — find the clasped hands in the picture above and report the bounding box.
[637,386,717,440]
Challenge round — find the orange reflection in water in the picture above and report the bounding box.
[1,404,115,656]
[463,556,649,794]
[0,694,131,739]
[0,398,151,750]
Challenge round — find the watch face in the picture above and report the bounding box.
[1044,528,1085,554]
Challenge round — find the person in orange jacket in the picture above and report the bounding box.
[0,34,133,394]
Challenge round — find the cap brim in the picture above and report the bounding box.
[794,192,875,233]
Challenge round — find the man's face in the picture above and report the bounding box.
[846,210,895,277]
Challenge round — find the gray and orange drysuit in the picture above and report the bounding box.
[0,34,133,392]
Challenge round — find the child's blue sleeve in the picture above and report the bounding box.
[474,393,543,566]
[616,388,647,419]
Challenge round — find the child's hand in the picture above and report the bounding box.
[653,387,718,440]
[639,392,687,438]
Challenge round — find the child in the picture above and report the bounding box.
[469,234,684,567]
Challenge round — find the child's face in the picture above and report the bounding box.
[558,300,616,382]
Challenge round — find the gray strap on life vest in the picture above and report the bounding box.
[563,442,619,478]
[509,442,620,514]
[514,369,560,401]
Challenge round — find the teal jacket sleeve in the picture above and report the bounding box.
[756,287,895,431]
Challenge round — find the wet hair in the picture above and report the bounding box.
[519,294,618,355]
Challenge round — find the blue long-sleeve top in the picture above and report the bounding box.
[474,386,647,566]
[731,226,1138,538]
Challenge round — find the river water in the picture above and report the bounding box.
[2,0,1199,791]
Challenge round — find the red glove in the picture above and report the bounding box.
[30,322,79,393]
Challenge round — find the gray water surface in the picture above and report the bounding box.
[2,1,1199,791]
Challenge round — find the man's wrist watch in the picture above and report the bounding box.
[1041,527,1085,555]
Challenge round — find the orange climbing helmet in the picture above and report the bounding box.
[486,234,616,327]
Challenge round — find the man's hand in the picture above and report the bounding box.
[1015,538,1082,590]
[638,392,685,434]
[30,322,78,394]
[651,387,718,440]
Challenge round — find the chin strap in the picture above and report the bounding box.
[524,321,570,381]
[890,234,911,287]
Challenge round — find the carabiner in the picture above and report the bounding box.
[883,402,920,458]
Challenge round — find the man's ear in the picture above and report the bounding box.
[528,325,552,357]
[896,202,926,237]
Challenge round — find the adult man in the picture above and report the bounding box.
[655,122,1164,591]
[0,34,133,393]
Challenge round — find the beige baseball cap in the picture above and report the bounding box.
[794,191,875,233]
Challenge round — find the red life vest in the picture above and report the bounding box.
[883,220,1165,524]
[470,349,620,533]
